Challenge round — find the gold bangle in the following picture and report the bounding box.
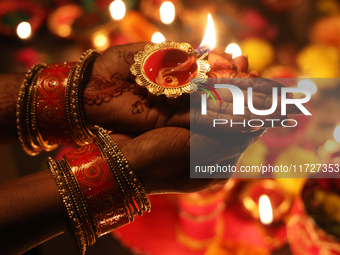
[18,50,100,155]
[16,63,46,156]
[48,157,86,254]
[94,126,151,217]
[30,64,59,151]
[25,66,45,151]
[93,133,136,222]
[59,157,97,245]
[65,49,100,146]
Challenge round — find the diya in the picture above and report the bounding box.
[240,179,292,223]
[130,41,211,98]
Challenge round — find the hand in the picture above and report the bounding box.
[110,126,265,194]
[83,43,301,135]
[83,42,189,134]
[190,53,302,132]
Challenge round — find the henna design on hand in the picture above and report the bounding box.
[131,90,153,114]
[131,100,152,114]
[83,73,136,105]
[84,71,153,114]
[117,50,135,65]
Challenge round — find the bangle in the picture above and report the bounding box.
[36,62,76,145]
[49,125,151,252]
[17,49,101,155]
[31,64,59,152]
[94,126,151,217]
[63,142,131,237]
[93,131,137,222]
[65,49,100,146]
[36,50,99,146]
[16,63,46,156]
[58,157,97,246]
[47,157,87,254]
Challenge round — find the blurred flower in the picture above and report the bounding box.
[297,44,340,83]
[241,37,274,72]
[310,16,340,48]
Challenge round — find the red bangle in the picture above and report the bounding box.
[36,62,76,144]
[63,143,130,237]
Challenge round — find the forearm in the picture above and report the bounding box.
[0,169,67,255]
[0,74,25,144]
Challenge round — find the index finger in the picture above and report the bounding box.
[207,70,294,97]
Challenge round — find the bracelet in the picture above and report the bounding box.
[58,157,96,246]
[93,126,151,217]
[47,157,87,254]
[49,125,151,252]
[16,63,46,156]
[93,130,137,222]
[17,49,100,155]
[65,49,100,146]
[63,142,131,237]
[36,62,77,145]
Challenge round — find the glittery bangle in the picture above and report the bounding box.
[16,63,46,156]
[94,126,151,217]
[94,128,151,218]
[63,142,130,237]
[18,49,100,156]
[65,49,100,146]
[47,157,86,254]
[93,133,137,222]
[36,62,76,144]
[58,157,97,246]
[30,64,59,152]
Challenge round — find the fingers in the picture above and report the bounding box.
[166,107,264,133]
[190,130,265,167]
[205,94,302,116]
[166,102,298,134]
[208,53,236,71]
[191,87,302,116]
[206,156,241,180]
[207,70,294,97]
[205,89,276,110]
[164,107,190,129]
[92,42,151,80]
[191,108,259,132]
[108,132,135,144]
[188,100,301,133]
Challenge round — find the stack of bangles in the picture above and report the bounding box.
[16,50,151,254]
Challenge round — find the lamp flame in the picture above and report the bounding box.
[17,22,31,39]
[151,32,166,43]
[259,195,273,225]
[225,43,242,59]
[110,0,126,20]
[199,14,216,52]
[160,1,175,24]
